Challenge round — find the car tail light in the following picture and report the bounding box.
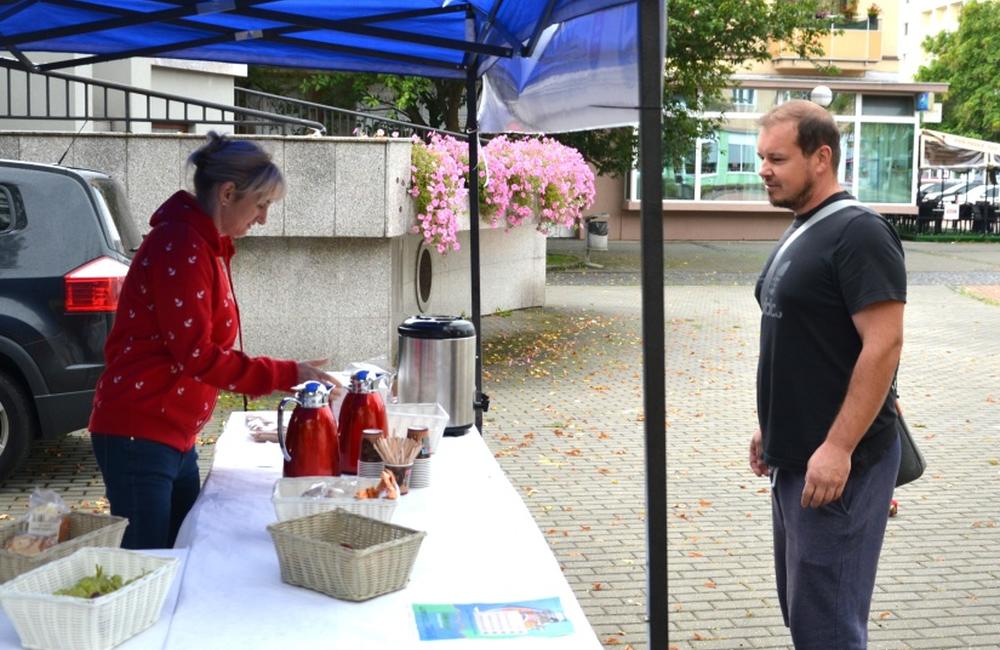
[64,256,129,313]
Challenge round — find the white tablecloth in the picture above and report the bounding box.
[163,412,602,649]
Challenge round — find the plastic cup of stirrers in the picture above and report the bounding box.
[383,463,413,495]
[374,437,421,496]
[373,437,422,466]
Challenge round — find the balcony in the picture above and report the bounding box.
[771,21,883,72]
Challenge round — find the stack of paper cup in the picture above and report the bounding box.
[358,461,384,478]
[409,457,431,489]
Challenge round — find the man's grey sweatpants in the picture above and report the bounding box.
[771,435,901,649]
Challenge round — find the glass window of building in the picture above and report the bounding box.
[631,127,689,201]
[701,120,766,202]
[858,123,914,203]
[662,147,694,200]
[627,89,920,205]
[731,88,756,111]
[726,132,757,173]
[862,95,915,117]
[838,122,855,193]
[701,139,719,175]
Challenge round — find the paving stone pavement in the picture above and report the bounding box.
[4,240,1000,650]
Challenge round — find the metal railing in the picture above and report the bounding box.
[888,202,1000,236]
[0,58,324,135]
[234,87,467,141]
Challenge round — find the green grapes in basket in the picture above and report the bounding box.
[54,564,144,599]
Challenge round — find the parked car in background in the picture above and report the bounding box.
[963,184,1000,205]
[927,181,985,204]
[918,178,964,202]
[0,160,139,479]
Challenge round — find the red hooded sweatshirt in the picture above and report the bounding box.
[89,191,298,452]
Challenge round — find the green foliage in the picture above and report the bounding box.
[915,1,1000,142]
[299,73,464,131]
[246,67,367,111]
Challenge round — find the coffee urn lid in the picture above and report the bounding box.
[398,315,476,339]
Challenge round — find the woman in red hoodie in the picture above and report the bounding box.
[89,132,332,549]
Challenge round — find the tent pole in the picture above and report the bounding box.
[466,18,484,435]
[638,0,666,647]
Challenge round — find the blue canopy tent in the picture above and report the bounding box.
[0,0,665,643]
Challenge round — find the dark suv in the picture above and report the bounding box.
[0,160,139,479]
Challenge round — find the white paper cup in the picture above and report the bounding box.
[409,457,431,489]
[357,460,385,479]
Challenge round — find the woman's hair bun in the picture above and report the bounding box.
[186,131,285,209]
[191,131,228,167]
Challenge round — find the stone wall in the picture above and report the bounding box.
[0,132,546,366]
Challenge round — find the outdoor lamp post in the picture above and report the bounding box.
[810,85,833,108]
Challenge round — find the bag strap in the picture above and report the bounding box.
[761,199,862,293]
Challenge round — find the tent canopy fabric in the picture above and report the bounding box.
[478,2,645,133]
[0,1,631,79]
[921,129,1000,169]
[1,0,648,133]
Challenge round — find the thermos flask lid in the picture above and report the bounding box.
[294,381,333,408]
[398,315,475,340]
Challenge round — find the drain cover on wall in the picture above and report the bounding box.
[415,241,432,312]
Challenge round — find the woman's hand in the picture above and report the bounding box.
[296,359,341,388]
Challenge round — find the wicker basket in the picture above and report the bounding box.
[272,476,397,523]
[0,513,128,583]
[0,547,179,650]
[386,402,449,454]
[267,508,425,602]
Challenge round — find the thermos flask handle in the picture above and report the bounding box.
[276,396,301,462]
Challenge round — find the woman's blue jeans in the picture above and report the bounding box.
[90,434,200,550]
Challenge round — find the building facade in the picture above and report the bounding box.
[899,0,968,81]
[606,0,948,241]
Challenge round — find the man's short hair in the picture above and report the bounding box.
[758,99,841,170]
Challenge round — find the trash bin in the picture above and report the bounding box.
[586,214,609,251]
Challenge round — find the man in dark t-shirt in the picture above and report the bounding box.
[750,100,906,649]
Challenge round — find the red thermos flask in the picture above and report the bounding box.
[338,370,387,475]
[277,381,340,477]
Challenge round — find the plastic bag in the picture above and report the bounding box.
[27,488,70,538]
[4,489,70,556]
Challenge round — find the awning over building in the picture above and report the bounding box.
[921,129,1000,169]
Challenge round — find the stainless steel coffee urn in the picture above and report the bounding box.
[397,315,475,435]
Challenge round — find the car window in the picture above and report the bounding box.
[0,186,11,232]
[89,177,141,256]
[0,184,25,233]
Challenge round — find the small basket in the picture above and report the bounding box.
[267,509,425,602]
[386,403,449,454]
[0,513,128,583]
[272,476,397,523]
[0,547,179,650]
